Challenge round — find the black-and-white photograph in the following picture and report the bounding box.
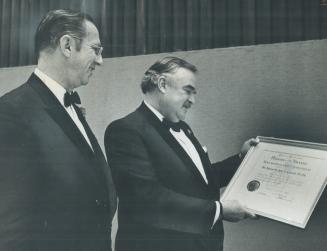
[0,1,326,251]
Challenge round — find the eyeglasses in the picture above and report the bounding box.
[70,35,103,56]
[85,44,103,56]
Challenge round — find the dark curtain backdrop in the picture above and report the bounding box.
[0,0,326,68]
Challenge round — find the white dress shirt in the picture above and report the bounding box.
[144,101,221,224]
[34,68,93,150]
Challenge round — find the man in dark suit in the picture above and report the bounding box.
[0,9,116,251]
[105,56,256,251]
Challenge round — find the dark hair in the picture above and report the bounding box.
[35,9,95,59]
[141,56,198,94]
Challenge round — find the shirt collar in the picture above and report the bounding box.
[34,68,67,107]
[143,100,164,122]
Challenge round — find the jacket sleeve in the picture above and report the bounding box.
[104,121,217,235]
[212,154,242,188]
[0,103,40,250]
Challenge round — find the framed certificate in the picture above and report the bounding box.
[221,136,327,228]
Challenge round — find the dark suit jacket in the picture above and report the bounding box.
[0,74,117,251]
[105,103,241,251]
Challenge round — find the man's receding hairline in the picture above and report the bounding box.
[82,20,101,44]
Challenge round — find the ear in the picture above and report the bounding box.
[157,76,168,93]
[59,35,73,58]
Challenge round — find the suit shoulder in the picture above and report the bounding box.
[0,81,42,127]
[104,109,147,150]
[106,108,146,132]
[0,83,34,135]
[0,82,33,108]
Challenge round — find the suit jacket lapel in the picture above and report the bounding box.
[28,73,117,218]
[74,104,117,216]
[28,73,95,161]
[138,103,210,186]
[182,126,215,185]
[73,104,107,162]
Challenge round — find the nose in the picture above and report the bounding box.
[95,54,103,65]
[189,93,195,104]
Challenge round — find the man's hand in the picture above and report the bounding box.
[239,138,259,158]
[221,200,257,222]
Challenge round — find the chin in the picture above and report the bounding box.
[177,114,186,121]
[81,80,89,86]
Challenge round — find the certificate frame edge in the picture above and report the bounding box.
[221,136,327,228]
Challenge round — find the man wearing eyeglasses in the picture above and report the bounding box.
[0,9,116,251]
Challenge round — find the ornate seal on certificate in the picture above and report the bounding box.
[247,180,260,192]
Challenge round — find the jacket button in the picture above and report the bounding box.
[95,199,100,206]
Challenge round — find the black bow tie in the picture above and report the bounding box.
[64,91,81,107]
[162,119,183,132]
